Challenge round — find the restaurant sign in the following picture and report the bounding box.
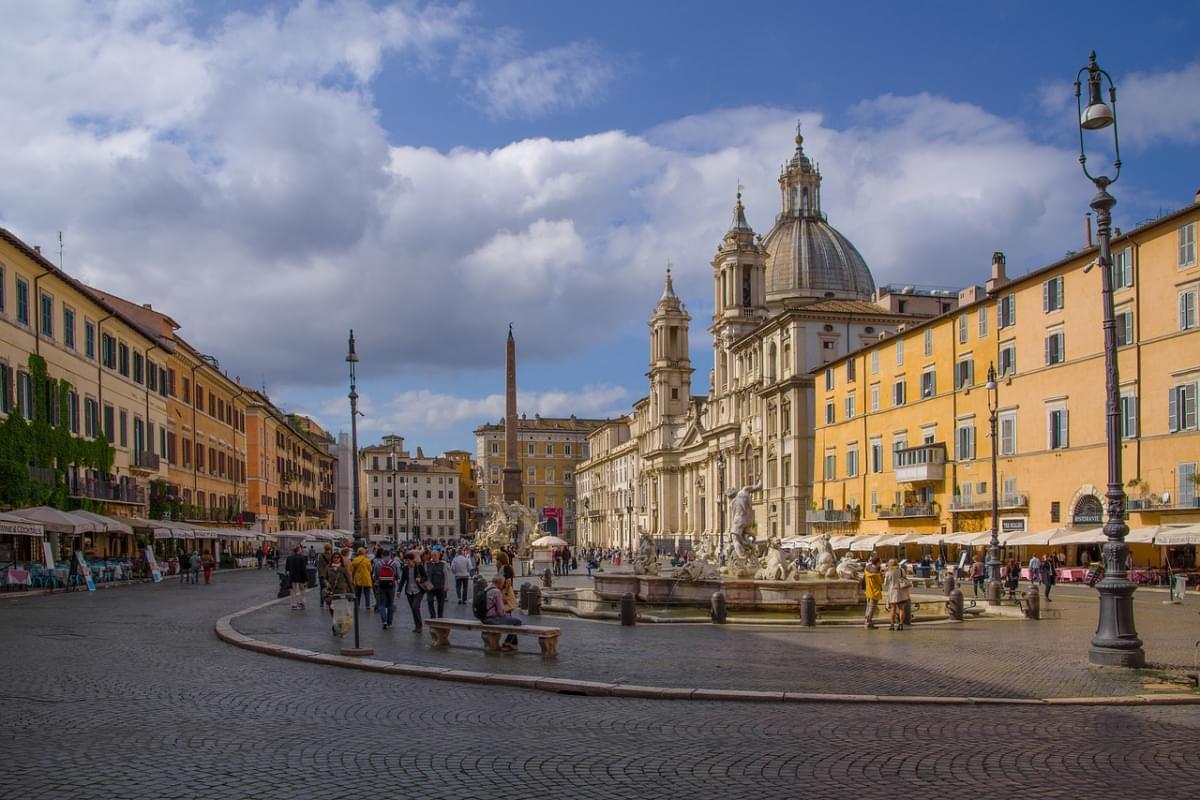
[1001,518,1026,533]
[1072,495,1104,526]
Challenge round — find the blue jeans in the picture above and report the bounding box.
[485,615,521,645]
[376,582,396,626]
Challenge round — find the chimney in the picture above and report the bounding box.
[1085,213,1093,248]
[142,303,153,310]
[986,251,1009,295]
[33,245,41,254]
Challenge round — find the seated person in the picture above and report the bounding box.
[484,574,522,651]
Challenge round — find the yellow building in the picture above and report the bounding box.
[812,197,1200,568]
[0,228,169,528]
[444,449,480,535]
[245,391,334,534]
[475,415,607,542]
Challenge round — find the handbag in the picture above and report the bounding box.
[420,580,434,592]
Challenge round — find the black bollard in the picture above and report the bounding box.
[1024,588,1041,620]
[711,591,727,624]
[519,582,531,611]
[986,578,1002,606]
[942,574,956,596]
[542,568,553,589]
[798,592,817,627]
[947,589,964,621]
[620,591,637,626]
[528,585,542,615]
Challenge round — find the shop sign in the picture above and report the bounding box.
[1001,518,1026,533]
[42,540,55,571]
[1072,495,1104,525]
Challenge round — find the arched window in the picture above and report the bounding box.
[802,188,810,213]
[768,343,778,381]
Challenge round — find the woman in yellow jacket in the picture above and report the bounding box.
[351,547,373,610]
[863,555,884,630]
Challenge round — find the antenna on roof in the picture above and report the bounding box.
[58,231,63,269]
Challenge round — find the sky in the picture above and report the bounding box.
[1,0,1198,455]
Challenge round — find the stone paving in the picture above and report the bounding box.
[234,568,1200,699]
[1,568,1199,799]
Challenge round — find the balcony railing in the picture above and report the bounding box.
[68,477,146,505]
[949,494,1029,512]
[878,504,938,519]
[133,450,161,471]
[806,508,860,524]
[893,443,946,483]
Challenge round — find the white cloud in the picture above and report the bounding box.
[473,41,615,118]
[1118,61,1200,148]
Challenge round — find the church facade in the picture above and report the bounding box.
[575,131,922,551]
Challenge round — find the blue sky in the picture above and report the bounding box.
[1,1,1198,455]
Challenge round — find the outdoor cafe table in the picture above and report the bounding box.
[1058,568,1088,582]
[3,568,31,587]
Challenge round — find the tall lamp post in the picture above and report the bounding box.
[717,452,726,566]
[625,488,633,557]
[984,363,1002,605]
[1074,51,1143,667]
[346,331,361,542]
[390,445,399,548]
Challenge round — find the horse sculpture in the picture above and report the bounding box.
[755,537,802,581]
[812,533,838,579]
[835,553,864,581]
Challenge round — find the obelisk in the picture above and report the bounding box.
[501,324,523,504]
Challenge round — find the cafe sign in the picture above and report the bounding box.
[1001,518,1026,533]
[1072,495,1104,526]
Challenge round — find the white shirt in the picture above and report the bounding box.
[450,554,473,577]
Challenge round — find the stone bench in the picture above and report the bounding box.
[426,618,561,657]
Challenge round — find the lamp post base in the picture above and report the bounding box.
[986,579,1002,606]
[1089,584,1145,667]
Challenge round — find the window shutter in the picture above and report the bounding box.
[1169,387,1180,432]
[1188,383,1199,430]
[1047,410,1054,449]
[1062,409,1069,448]
[1044,336,1050,365]
[1043,282,1049,312]
[1182,293,1189,330]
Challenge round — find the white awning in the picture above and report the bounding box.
[848,535,882,552]
[828,535,857,550]
[68,510,134,535]
[0,512,45,538]
[1156,524,1200,546]
[9,506,97,534]
[1047,527,1106,545]
[911,533,947,545]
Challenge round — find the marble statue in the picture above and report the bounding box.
[835,553,864,581]
[811,533,838,579]
[673,556,719,582]
[755,537,802,582]
[632,530,661,576]
[722,480,763,578]
[476,499,540,555]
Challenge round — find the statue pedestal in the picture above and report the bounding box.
[593,574,861,610]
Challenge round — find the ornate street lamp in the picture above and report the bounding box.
[1073,51,1143,667]
[984,363,1002,605]
[626,487,634,557]
[341,329,371,658]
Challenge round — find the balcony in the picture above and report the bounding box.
[879,504,938,519]
[68,477,146,505]
[806,508,860,525]
[893,443,946,484]
[949,494,1029,513]
[132,450,161,473]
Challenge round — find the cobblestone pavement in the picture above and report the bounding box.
[2,569,1199,799]
[236,571,1200,699]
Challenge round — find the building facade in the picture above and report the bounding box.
[575,131,920,551]
[245,391,335,534]
[443,449,480,536]
[474,415,606,542]
[0,228,171,515]
[360,435,460,542]
[810,198,1200,559]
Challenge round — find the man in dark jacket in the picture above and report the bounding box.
[396,551,428,632]
[425,550,450,619]
[285,546,309,610]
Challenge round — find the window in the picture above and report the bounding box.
[546,443,554,456]
[870,351,879,375]
[1111,247,1133,289]
[893,379,906,407]
[844,393,856,419]
[118,409,128,448]
[920,370,936,399]
[118,343,129,377]
[956,424,976,461]
[999,412,1017,456]
[62,307,75,350]
[870,384,879,412]
[133,352,144,384]
[824,367,833,391]
[923,328,933,357]
[103,404,114,442]
[194,385,203,410]
[1180,463,1198,506]
[1047,407,1069,450]
[101,333,116,368]
[147,360,157,392]
[85,320,95,359]
[84,398,98,438]
[891,436,908,467]
[40,293,53,337]
[1180,222,1197,268]
[1043,276,1064,312]
[1116,310,1133,347]
[16,277,29,325]
[1120,394,1137,439]
[1169,382,1199,432]
[1181,288,1197,331]
[824,402,834,425]
[958,315,968,344]
[955,359,974,389]
[16,371,33,420]
[823,452,836,480]
[895,339,904,366]
[67,390,79,434]
[846,448,859,478]
[846,359,856,382]
[0,365,10,415]
[490,442,498,455]
[998,294,1016,328]
[1045,331,1065,366]
[999,344,1016,378]
[978,306,988,337]
[871,441,883,473]
[565,444,573,456]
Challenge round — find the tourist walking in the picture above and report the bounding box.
[1004,557,1020,596]
[351,547,373,610]
[396,551,428,632]
[178,550,192,586]
[863,556,883,630]
[883,558,911,630]
[324,551,353,603]
[200,550,214,585]
[450,548,473,604]
[255,546,264,570]
[285,546,308,610]
[970,556,985,598]
[425,550,450,619]
[373,549,399,629]
[316,544,333,608]
[1039,553,1057,601]
[483,574,522,651]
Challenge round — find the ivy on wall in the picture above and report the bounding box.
[0,354,115,507]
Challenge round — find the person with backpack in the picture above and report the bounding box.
[285,546,309,610]
[425,550,450,619]
[373,549,400,629]
[482,574,521,651]
[396,551,428,633]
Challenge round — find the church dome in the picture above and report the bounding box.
[760,126,876,301]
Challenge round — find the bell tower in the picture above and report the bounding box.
[710,190,767,394]
[647,266,693,429]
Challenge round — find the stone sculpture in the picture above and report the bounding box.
[476,499,540,555]
[755,537,802,582]
[632,530,661,576]
[835,553,864,581]
[811,533,838,579]
[722,480,763,578]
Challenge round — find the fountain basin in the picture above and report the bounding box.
[592,574,862,609]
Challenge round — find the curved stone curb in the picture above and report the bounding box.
[214,599,1200,707]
